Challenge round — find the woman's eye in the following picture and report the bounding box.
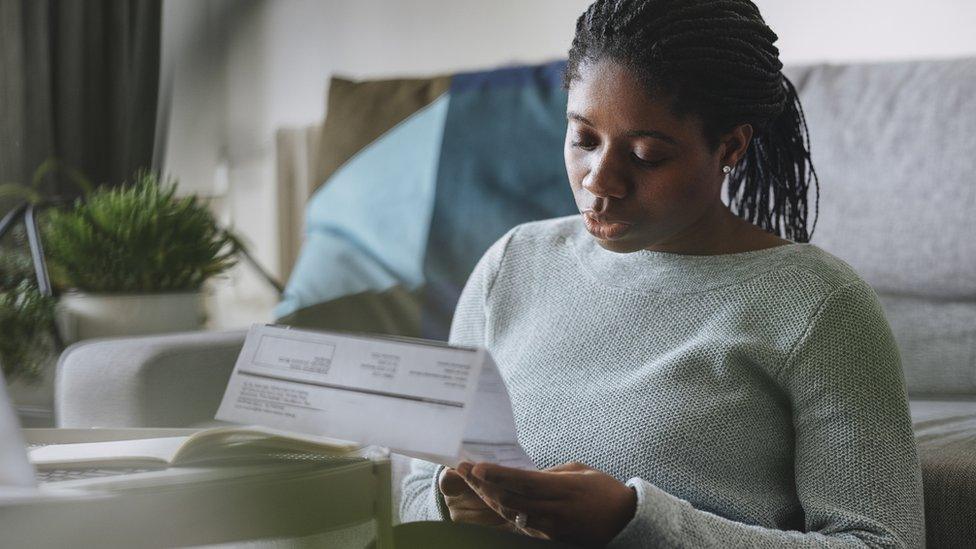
[571,140,597,150]
[633,154,665,167]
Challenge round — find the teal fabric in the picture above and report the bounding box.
[421,61,576,339]
[275,94,449,320]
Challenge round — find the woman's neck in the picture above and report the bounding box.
[643,201,792,256]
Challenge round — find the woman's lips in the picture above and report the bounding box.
[582,212,632,240]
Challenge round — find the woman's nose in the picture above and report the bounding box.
[582,152,628,202]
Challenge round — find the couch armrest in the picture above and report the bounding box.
[55,330,246,428]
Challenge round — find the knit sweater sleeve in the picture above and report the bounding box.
[608,279,926,548]
[398,227,518,523]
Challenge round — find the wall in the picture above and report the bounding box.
[759,0,976,64]
[159,0,976,329]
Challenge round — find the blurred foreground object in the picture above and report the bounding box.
[5,427,393,549]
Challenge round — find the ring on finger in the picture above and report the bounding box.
[515,512,528,529]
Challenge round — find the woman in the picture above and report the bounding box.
[401,0,924,547]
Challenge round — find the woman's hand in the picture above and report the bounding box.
[456,460,637,548]
[439,466,521,533]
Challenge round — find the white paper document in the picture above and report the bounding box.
[216,324,534,469]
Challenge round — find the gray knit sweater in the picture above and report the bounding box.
[399,215,925,548]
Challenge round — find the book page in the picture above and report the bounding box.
[170,425,360,464]
[28,437,188,469]
[27,426,364,470]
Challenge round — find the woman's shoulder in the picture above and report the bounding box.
[776,243,876,299]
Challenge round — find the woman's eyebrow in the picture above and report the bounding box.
[567,111,594,126]
[625,129,678,145]
[567,111,678,145]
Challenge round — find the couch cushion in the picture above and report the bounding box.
[277,62,578,340]
[783,58,976,299]
[315,75,451,193]
[275,94,450,330]
[783,58,976,395]
[878,293,976,395]
[910,397,976,548]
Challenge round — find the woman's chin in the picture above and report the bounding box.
[592,235,646,254]
[580,215,654,253]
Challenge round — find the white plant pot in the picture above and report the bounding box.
[56,291,207,344]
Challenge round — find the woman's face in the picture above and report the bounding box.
[565,59,751,254]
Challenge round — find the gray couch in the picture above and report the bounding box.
[56,57,976,547]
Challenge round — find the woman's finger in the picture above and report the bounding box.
[439,467,474,497]
[468,463,570,498]
[517,515,558,540]
[444,493,495,512]
[462,483,564,540]
[470,480,563,517]
[448,508,508,526]
[487,505,558,540]
[454,481,524,525]
[544,460,590,473]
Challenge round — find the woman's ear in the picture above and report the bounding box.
[718,123,754,168]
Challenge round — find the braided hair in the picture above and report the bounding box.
[565,0,819,242]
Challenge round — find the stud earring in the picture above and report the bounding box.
[722,165,732,174]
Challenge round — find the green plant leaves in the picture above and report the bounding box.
[0,183,43,204]
[0,275,56,383]
[41,171,240,293]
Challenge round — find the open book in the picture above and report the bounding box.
[29,425,363,470]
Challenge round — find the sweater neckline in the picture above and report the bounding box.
[568,219,811,295]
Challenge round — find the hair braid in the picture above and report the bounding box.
[565,0,819,242]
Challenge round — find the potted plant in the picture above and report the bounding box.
[43,171,241,342]
[0,245,59,425]
[0,159,93,424]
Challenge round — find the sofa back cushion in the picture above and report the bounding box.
[783,58,976,394]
